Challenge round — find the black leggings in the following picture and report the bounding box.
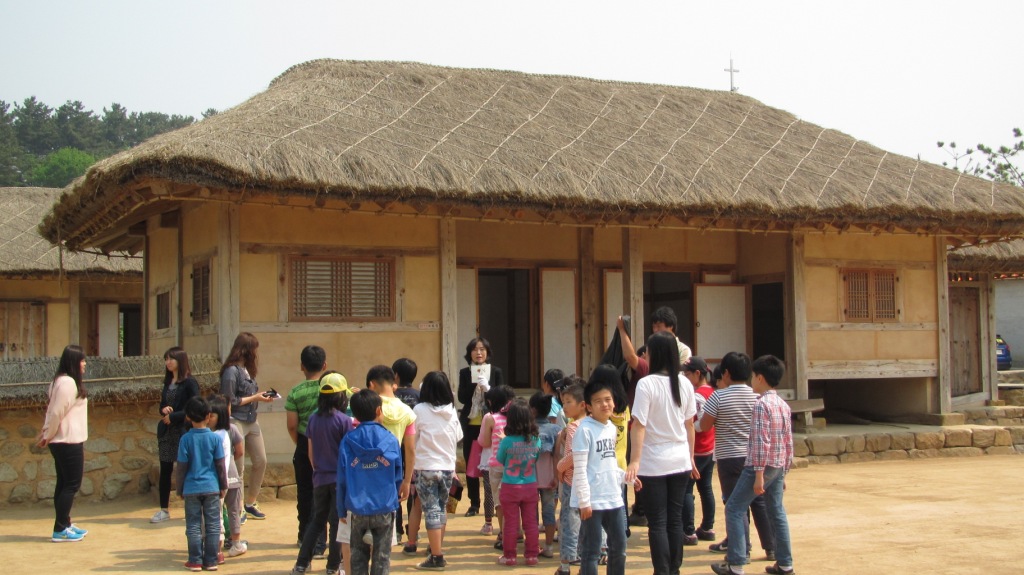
[159,460,175,509]
[50,442,84,532]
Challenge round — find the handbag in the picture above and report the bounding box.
[447,475,464,513]
[466,439,483,478]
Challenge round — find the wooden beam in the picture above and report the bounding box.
[936,235,951,413]
[439,218,459,382]
[805,322,938,331]
[786,233,808,399]
[160,210,180,228]
[622,228,644,346]
[805,359,938,379]
[217,203,241,359]
[579,228,599,377]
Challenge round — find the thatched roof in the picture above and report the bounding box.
[949,239,1024,273]
[40,59,1024,252]
[0,187,141,277]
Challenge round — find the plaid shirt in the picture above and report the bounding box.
[745,390,793,471]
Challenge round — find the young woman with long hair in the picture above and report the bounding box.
[151,347,200,523]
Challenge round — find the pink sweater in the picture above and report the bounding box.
[41,375,88,444]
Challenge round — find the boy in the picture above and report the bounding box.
[286,345,329,553]
[711,355,794,575]
[554,379,587,575]
[390,358,419,542]
[573,378,630,575]
[338,389,404,575]
[366,365,416,547]
[176,396,228,572]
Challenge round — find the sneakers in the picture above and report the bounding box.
[51,527,84,542]
[151,509,171,523]
[480,522,494,535]
[540,545,554,558]
[709,541,728,553]
[627,512,647,526]
[403,543,419,555]
[525,557,539,566]
[555,567,571,575]
[765,550,776,562]
[203,563,218,571]
[493,537,503,550]
[496,556,517,566]
[290,564,310,575]
[465,507,479,517]
[696,527,717,541]
[415,554,448,571]
[326,569,344,575]
[227,541,248,557]
[216,551,225,565]
[184,562,202,572]
[69,524,88,536]
[239,513,247,525]
[683,533,698,546]
[244,502,266,520]
[765,564,795,575]
[313,543,327,559]
[711,563,744,575]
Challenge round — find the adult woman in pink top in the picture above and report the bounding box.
[37,345,89,542]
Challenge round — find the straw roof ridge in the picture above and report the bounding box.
[40,59,1024,249]
[949,238,1024,273]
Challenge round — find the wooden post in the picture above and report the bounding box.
[579,228,599,377]
[984,275,997,402]
[440,218,459,381]
[67,281,80,347]
[936,235,952,413]
[786,233,808,400]
[622,229,644,346]
[217,203,241,360]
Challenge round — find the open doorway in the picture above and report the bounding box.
[751,282,785,360]
[477,269,533,388]
[644,272,694,348]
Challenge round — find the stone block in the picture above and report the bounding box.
[792,438,809,457]
[908,449,941,459]
[80,476,94,496]
[259,463,296,487]
[864,433,891,452]
[84,456,111,472]
[994,429,1012,446]
[0,428,7,440]
[791,457,809,469]
[936,413,966,426]
[106,419,139,433]
[0,462,18,482]
[138,473,152,493]
[123,437,136,451]
[121,456,151,471]
[142,418,160,435]
[277,484,298,500]
[17,424,36,439]
[85,438,119,454]
[972,428,997,448]
[41,458,55,476]
[1010,427,1024,445]
[138,438,159,455]
[839,452,876,463]
[0,441,25,458]
[914,432,945,450]
[37,479,56,499]
[102,473,132,499]
[23,461,37,480]
[986,446,1017,456]
[1005,407,1024,418]
[806,435,846,456]
[1015,445,1024,454]
[8,483,33,504]
[256,488,279,503]
[876,450,909,461]
[805,455,839,465]
[845,435,866,453]
[996,418,1018,426]
[943,429,973,447]
[890,432,916,450]
[939,447,983,457]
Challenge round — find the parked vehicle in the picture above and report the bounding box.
[996,334,1012,371]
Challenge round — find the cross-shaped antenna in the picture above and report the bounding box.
[724,57,740,92]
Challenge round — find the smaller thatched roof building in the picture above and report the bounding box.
[949,239,1024,274]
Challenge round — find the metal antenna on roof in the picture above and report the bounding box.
[725,56,740,92]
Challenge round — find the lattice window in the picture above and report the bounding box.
[191,261,211,325]
[843,269,898,322]
[156,291,171,330]
[290,257,395,322]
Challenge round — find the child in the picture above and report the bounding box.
[587,364,632,561]
[391,358,419,545]
[495,398,542,566]
[684,357,717,544]
[292,373,354,575]
[365,365,416,549]
[208,395,247,560]
[574,375,633,575]
[529,392,561,558]
[478,384,516,545]
[540,368,566,427]
[554,378,587,575]
[337,389,403,575]
[712,355,794,575]
[175,396,228,572]
[285,345,329,555]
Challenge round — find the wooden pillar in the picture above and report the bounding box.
[440,218,459,382]
[67,281,80,347]
[216,203,240,360]
[935,235,952,413]
[622,228,644,345]
[786,233,808,400]
[984,275,997,402]
[579,228,599,377]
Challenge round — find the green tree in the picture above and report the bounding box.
[0,101,30,186]
[938,128,1023,187]
[14,96,59,155]
[28,147,96,188]
[55,100,102,153]
[202,108,219,118]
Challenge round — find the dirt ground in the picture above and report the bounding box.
[3,456,1022,575]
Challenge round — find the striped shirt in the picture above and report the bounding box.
[702,384,758,460]
[746,390,793,471]
[284,379,322,435]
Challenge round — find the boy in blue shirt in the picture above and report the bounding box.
[337,389,403,575]
[176,396,228,572]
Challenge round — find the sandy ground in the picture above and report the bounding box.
[4,455,1023,575]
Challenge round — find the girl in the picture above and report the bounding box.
[37,345,89,542]
[457,337,504,520]
[407,371,463,570]
[219,332,273,520]
[479,384,516,545]
[208,395,246,559]
[625,332,697,575]
[541,368,567,427]
[151,347,200,523]
[529,392,561,558]
[495,398,542,566]
[683,357,717,544]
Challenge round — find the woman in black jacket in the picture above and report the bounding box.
[457,337,504,519]
[150,346,200,523]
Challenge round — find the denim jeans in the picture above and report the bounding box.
[557,482,580,564]
[500,483,540,560]
[579,506,626,575]
[184,493,222,567]
[540,487,557,526]
[298,484,341,571]
[49,442,83,532]
[414,470,454,530]
[684,454,716,534]
[717,456,774,552]
[639,472,688,575]
[349,512,394,575]
[725,467,792,568]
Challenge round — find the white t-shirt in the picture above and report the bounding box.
[412,403,464,471]
[632,372,697,476]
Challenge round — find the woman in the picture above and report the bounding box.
[456,337,503,519]
[625,332,697,575]
[150,347,200,523]
[37,345,89,542]
[219,332,273,520]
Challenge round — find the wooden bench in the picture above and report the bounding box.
[787,398,825,430]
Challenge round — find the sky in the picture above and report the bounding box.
[1,0,1021,168]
